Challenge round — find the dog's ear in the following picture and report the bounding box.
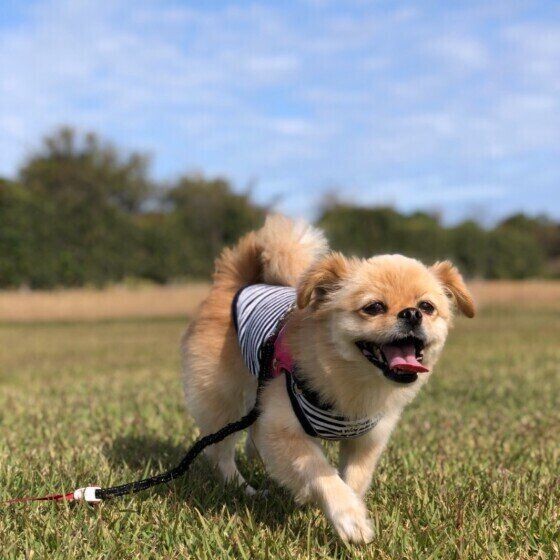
[297,252,349,309]
[431,261,475,318]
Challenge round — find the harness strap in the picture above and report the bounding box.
[284,370,319,438]
[271,324,293,378]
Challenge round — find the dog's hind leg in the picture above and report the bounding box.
[183,356,258,494]
[244,425,260,463]
[204,420,256,495]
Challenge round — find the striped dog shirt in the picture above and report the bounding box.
[232,284,382,440]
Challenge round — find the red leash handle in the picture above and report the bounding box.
[3,487,101,506]
[4,492,75,504]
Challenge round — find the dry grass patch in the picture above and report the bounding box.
[0,280,559,323]
[0,283,210,322]
[469,280,560,309]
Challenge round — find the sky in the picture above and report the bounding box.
[0,0,559,223]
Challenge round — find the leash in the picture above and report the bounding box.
[4,491,77,505]
[4,303,283,506]
[3,399,261,505]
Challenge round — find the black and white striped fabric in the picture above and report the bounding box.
[232,284,382,440]
[284,372,383,440]
[232,284,296,378]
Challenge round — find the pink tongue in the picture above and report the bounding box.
[381,343,429,373]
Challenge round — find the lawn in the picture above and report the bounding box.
[0,303,559,558]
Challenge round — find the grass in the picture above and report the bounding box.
[2,280,560,322]
[0,282,210,322]
[0,301,558,558]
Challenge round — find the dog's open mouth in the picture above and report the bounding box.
[355,336,429,384]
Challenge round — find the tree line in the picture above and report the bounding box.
[0,127,558,289]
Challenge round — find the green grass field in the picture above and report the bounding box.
[1,308,559,559]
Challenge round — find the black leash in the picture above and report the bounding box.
[3,395,261,505]
[94,332,276,501]
[96,403,260,501]
[5,318,278,506]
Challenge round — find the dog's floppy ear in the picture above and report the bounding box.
[431,261,475,318]
[297,252,349,309]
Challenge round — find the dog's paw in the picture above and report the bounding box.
[243,484,258,496]
[329,499,374,544]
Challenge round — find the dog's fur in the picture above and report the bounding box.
[182,215,474,543]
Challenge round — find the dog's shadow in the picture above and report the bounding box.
[103,434,294,531]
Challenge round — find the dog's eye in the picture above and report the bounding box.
[419,301,435,315]
[361,301,387,316]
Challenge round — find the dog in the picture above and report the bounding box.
[182,214,474,543]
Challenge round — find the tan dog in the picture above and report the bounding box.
[182,215,474,543]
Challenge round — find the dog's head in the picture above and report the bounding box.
[297,253,474,385]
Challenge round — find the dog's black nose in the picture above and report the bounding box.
[398,307,422,326]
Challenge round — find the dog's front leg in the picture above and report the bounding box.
[339,415,399,498]
[254,381,373,543]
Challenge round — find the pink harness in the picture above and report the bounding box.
[271,325,294,378]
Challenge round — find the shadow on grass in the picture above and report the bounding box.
[102,434,294,531]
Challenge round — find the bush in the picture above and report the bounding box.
[319,200,547,278]
[0,126,556,287]
[318,204,450,263]
[164,174,266,278]
[485,228,545,279]
[0,180,35,287]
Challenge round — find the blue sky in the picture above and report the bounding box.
[0,0,559,223]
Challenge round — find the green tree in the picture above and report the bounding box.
[15,127,152,287]
[134,212,178,284]
[0,179,34,287]
[318,200,548,279]
[318,202,449,264]
[1,126,557,286]
[485,228,545,279]
[165,174,266,277]
[21,127,151,213]
[450,220,489,278]
[499,214,560,261]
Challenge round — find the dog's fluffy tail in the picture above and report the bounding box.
[214,214,328,290]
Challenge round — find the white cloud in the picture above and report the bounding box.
[429,35,489,70]
[0,0,559,221]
